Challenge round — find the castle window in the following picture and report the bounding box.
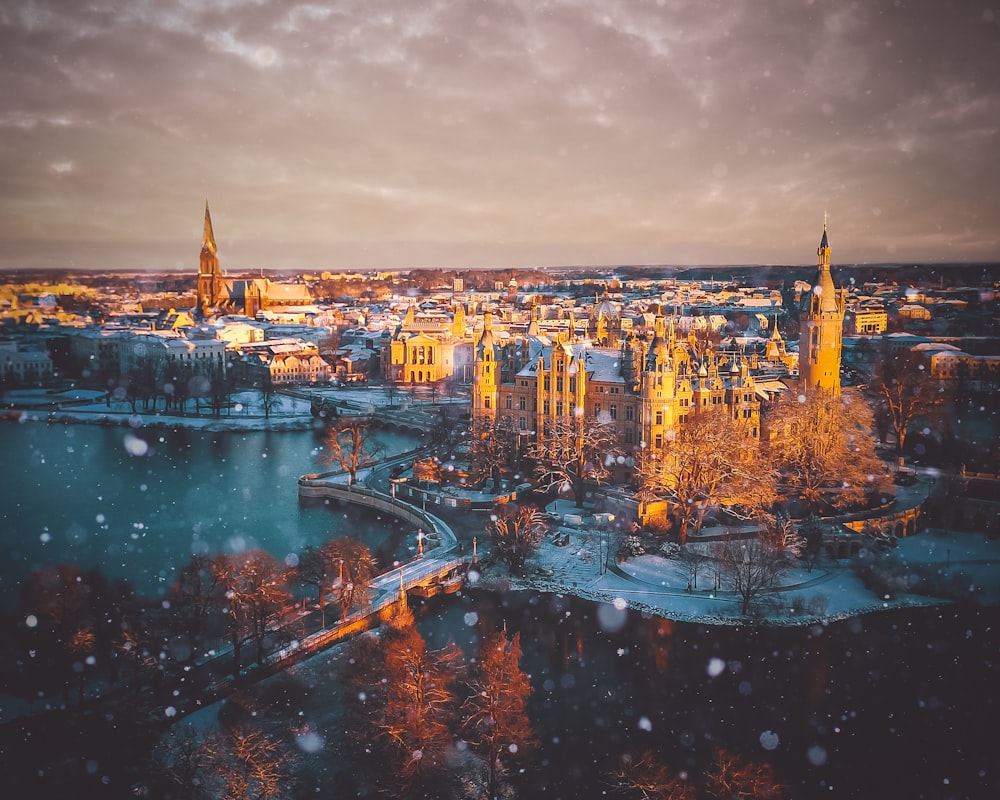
[569,377,576,392]
[544,377,550,390]
[594,403,602,415]
[519,417,526,430]
[610,405,617,420]
[543,400,550,414]
[556,377,563,391]
[518,397,526,411]
[625,428,633,444]
[505,396,512,409]
[556,401,563,416]
[625,406,633,421]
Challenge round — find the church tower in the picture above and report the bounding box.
[197,200,224,314]
[799,217,846,395]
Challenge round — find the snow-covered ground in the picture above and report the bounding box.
[497,509,1000,627]
[4,388,317,431]
[2,385,455,431]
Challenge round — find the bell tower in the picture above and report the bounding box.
[799,216,846,395]
[197,200,224,314]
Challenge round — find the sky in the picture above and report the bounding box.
[0,0,998,272]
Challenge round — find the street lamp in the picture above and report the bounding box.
[597,513,615,575]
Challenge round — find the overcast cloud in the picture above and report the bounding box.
[0,0,997,270]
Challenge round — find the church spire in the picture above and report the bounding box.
[818,212,830,265]
[203,199,218,255]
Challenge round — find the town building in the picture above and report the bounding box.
[382,302,474,385]
[846,302,888,335]
[234,338,331,387]
[0,341,53,386]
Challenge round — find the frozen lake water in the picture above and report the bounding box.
[0,421,420,610]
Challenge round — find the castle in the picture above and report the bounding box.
[471,222,843,462]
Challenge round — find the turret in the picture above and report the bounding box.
[799,216,846,395]
[472,312,500,423]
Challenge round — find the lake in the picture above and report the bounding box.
[1,421,996,798]
[0,420,420,611]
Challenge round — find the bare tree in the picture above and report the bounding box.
[168,554,224,663]
[380,612,464,794]
[606,750,696,800]
[212,551,291,674]
[209,726,294,800]
[22,564,93,648]
[872,347,944,466]
[152,725,213,799]
[531,414,622,507]
[637,410,777,543]
[678,545,709,591]
[259,377,279,419]
[486,502,549,575]
[463,630,536,800]
[711,529,792,615]
[325,538,377,621]
[323,418,384,485]
[703,748,785,800]
[467,415,518,487]
[294,544,335,626]
[157,725,295,800]
[764,388,885,516]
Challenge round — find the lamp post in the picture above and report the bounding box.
[597,514,615,575]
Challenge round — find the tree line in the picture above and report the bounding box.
[9,535,380,711]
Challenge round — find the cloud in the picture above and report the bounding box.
[0,0,997,267]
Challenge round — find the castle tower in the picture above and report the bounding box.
[765,323,787,362]
[640,315,677,452]
[472,312,500,424]
[527,304,541,337]
[799,217,846,395]
[197,200,224,313]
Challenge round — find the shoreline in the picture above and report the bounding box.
[2,404,317,433]
[499,569,951,629]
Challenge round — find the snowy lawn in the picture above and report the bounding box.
[6,389,317,431]
[506,523,1000,627]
